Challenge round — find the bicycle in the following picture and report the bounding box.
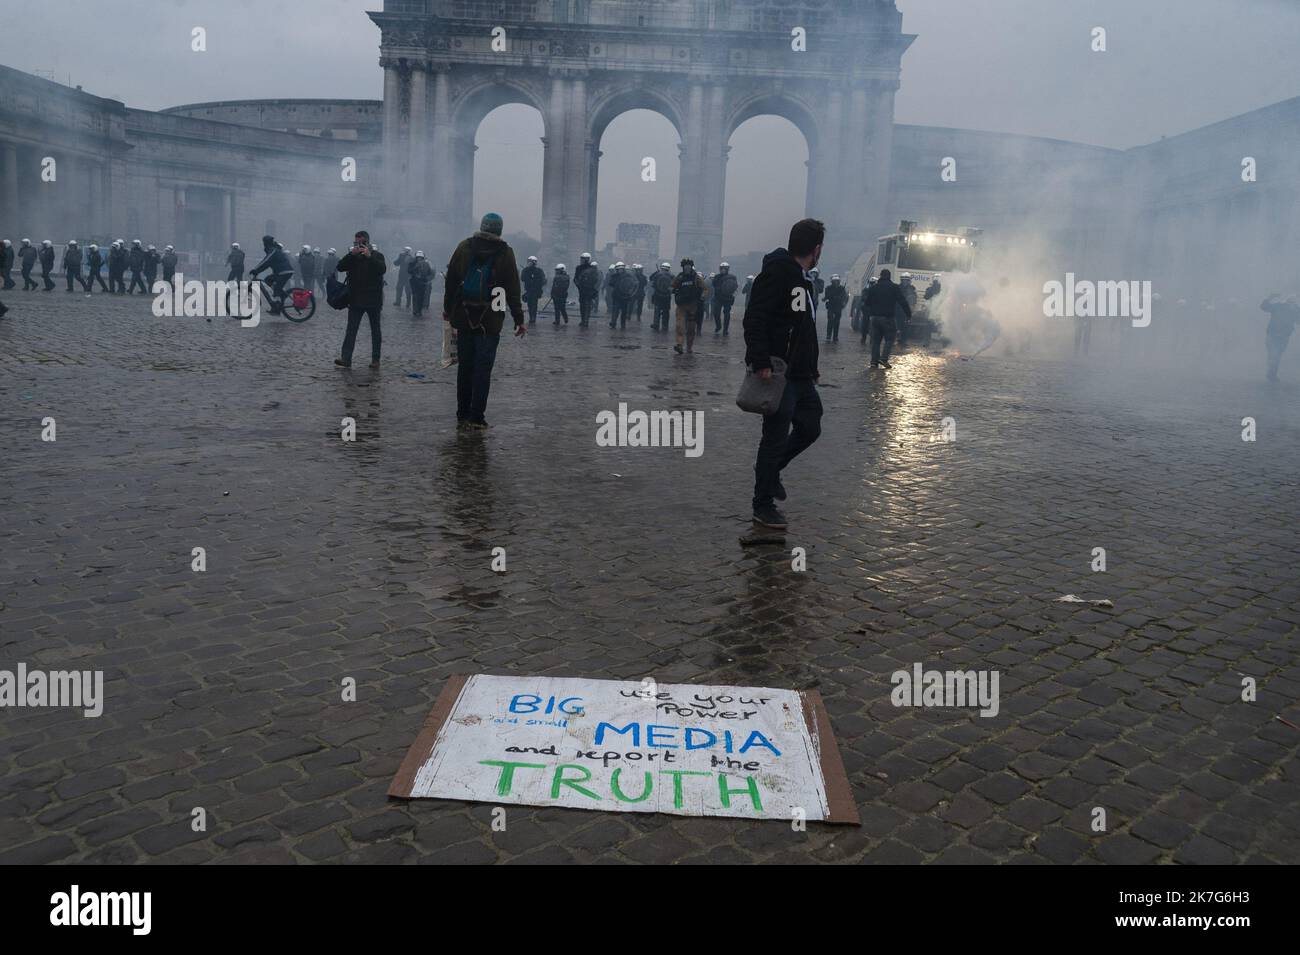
[235,274,316,323]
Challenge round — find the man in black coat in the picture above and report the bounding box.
[742,218,825,531]
[1,239,15,290]
[334,230,387,368]
[862,268,911,369]
[520,255,546,325]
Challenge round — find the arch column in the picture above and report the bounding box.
[675,82,727,268]
[381,60,405,210]
[407,63,430,211]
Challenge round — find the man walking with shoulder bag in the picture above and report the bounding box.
[742,219,825,531]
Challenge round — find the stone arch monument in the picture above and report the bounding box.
[371,0,913,264]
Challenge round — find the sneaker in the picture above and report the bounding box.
[334,358,351,367]
[880,360,892,369]
[775,478,787,502]
[752,505,788,530]
[456,419,471,431]
[467,419,490,431]
[674,344,683,354]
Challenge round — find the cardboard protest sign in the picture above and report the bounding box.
[389,674,859,824]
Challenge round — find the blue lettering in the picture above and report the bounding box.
[646,724,679,748]
[594,721,640,746]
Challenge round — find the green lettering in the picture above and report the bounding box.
[610,768,653,803]
[661,769,711,809]
[479,760,546,797]
[551,763,601,800]
[718,773,764,812]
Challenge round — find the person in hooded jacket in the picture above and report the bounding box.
[442,212,526,429]
[742,218,825,531]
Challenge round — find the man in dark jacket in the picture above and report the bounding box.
[334,230,387,368]
[574,253,599,326]
[520,255,546,324]
[550,263,570,325]
[408,251,435,317]
[127,240,147,293]
[711,263,739,335]
[394,247,413,310]
[862,268,911,369]
[824,274,849,342]
[62,240,84,292]
[1,239,15,290]
[442,212,526,430]
[39,240,56,290]
[144,245,161,289]
[226,243,245,281]
[249,236,295,312]
[86,244,108,292]
[742,218,825,531]
[1261,293,1300,382]
[161,246,179,286]
[19,239,39,290]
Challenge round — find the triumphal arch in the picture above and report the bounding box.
[371,0,913,263]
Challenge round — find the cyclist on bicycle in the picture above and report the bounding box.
[249,235,295,313]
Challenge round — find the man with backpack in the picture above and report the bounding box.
[574,252,599,326]
[711,262,739,336]
[650,261,673,331]
[671,258,707,355]
[610,262,639,329]
[521,255,547,325]
[442,213,526,430]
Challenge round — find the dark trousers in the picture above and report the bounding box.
[108,269,123,293]
[826,307,842,342]
[715,300,734,334]
[525,296,539,324]
[869,314,895,363]
[88,269,108,291]
[41,268,54,290]
[2,268,14,290]
[553,300,568,324]
[65,267,84,291]
[128,269,146,293]
[634,295,645,321]
[752,378,823,510]
[22,265,36,290]
[612,298,632,328]
[410,282,431,316]
[579,292,596,326]
[395,275,409,307]
[341,305,382,364]
[652,298,670,330]
[456,331,501,423]
[1267,335,1290,381]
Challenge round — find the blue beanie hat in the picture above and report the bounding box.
[480,212,503,236]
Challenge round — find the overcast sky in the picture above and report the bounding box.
[3,0,1297,252]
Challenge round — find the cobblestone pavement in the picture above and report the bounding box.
[2,288,1298,865]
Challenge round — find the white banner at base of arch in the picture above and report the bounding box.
[389,673,858,824]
